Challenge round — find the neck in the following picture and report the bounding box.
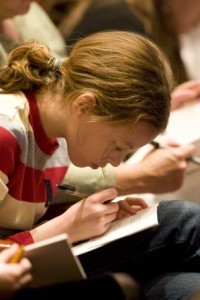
[35,92,68,139]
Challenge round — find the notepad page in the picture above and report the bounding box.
[73,204,158,256]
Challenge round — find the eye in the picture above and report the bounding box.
[115,146,123,152]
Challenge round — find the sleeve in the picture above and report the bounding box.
[0,126,34,245]
[63,163,117,194]
[0,231,33,251]
[4,231,34,246]
[13,2,66,58]
[0,126,20,201]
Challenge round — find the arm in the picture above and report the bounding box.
[0,125,35,246]
[30,187,147,244]
[64,143,195,196]
[2,144,196,245]
[64,163,116,194]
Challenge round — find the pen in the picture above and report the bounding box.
[56,184,114,204]
[56,184,88,199]
[150,141,200,165]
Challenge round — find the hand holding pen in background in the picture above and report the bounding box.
[150,141,200,165]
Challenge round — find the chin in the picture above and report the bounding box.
[70,160,87,168]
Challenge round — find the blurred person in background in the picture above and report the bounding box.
[44,0,200,84]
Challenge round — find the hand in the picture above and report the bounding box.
[116,197,148,219]
[137,142,196,193]
[171,79,200,110]
[0,244,32,300]
[115,143,196,195]
[62,188,120,243]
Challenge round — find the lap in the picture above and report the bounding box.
[80,200,200,278]
[144,272,200,300]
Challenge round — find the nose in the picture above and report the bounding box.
[109,153,125,167]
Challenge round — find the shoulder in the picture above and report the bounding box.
[0,92,28,141]
[0,92,27,119]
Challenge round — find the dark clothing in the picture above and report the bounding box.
[13,273,140,300]
[67,0,146,45]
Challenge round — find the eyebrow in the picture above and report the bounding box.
[113,136,135,151]
[121,140,134,150]
[123,137,135,149]
[128,144,134,150]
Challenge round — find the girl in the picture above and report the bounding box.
[1,31,200,300]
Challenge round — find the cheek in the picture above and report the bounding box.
[83,140,108,162]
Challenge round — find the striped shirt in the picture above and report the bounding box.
[0,91,69,244]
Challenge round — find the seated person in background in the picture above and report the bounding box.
[56,0,146,44]
[48,0,200,84]
[1,32,200,300]
[128,0,200,83]
[0,0,198,199]
[0,0,66,69]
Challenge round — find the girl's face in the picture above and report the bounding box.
[0,0,33,18]
[67,120,159,169]
[61,92,160,169]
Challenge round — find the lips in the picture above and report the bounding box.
[91,163,99,169]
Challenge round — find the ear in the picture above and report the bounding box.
[73,93,96,114]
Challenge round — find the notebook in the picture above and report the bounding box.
[23,233,86,287]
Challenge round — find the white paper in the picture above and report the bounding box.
[73,204,158,256]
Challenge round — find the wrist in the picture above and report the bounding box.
[115,163,152,195]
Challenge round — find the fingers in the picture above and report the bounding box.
[20,257,32,271]
[13,258,32,289]
[171,144,196,160]
[86,188,118,204]
[151,141,196,161]
[105,211,119,224]
[17,272,33,287]
[165,139,182,147]
[118,197,148,215]
[12,272,33,291]
[122,197,148,208]
[172,89,198,101]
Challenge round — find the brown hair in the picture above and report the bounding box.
[0,30,173,132]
